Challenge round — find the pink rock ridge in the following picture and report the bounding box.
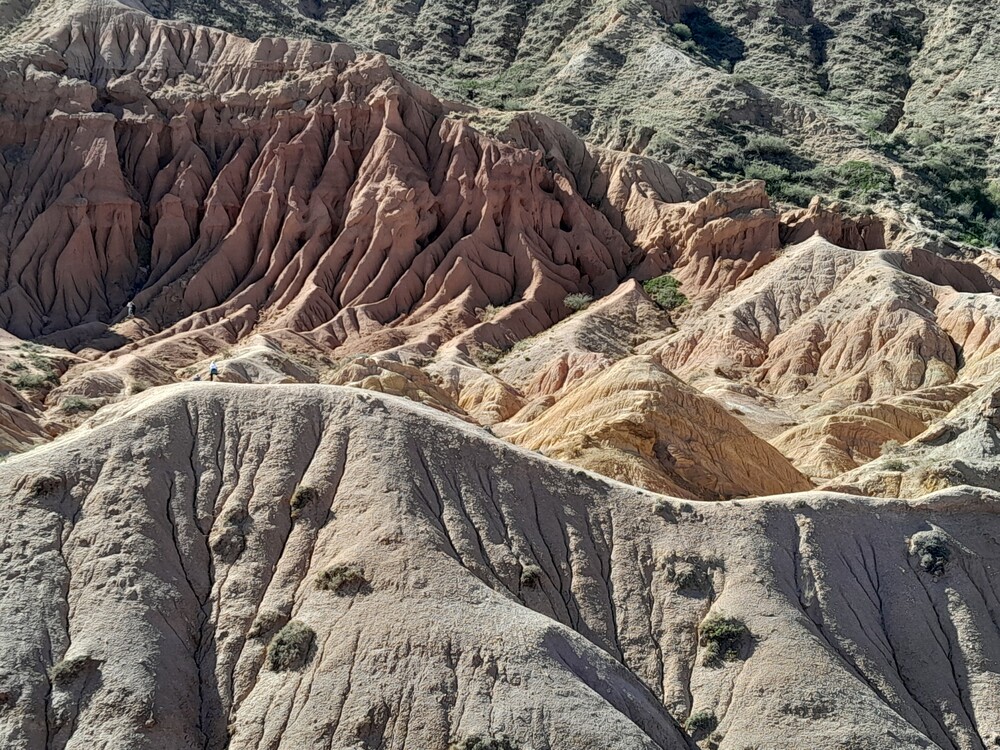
[0,2,715,367]
[0,0,888,373]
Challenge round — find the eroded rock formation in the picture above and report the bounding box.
[4,4,1000,749]
[2,384,999,749]
[504,355,811,499]
[0,2,708,363]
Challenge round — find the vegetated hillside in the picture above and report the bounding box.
[3,383,1000,750]
[92,0,1000,249]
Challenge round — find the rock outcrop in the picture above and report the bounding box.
[772,404,925,480]
[780,196,886,251]
[0,380,48,452]
[59,0,1000,249]
[489,280,674,399]
[649,236,999,401]
[0,0,708,364]
[828,373,1000,497]
[4,4,1000,749]
[631,181,783,309]
[327,354,467,419]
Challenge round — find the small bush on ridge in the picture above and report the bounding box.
[700,615,749,665]
[564,293,594,312]
[643,275,687,311]
[267,620,314,672]
[316,563,369,595]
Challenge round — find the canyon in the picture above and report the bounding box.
[2,0,1000,748]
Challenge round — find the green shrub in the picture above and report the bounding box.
[743,160,790,183]
[685,709,718,734]
[910,529,950,576]
[745,134,792,157]
[267,620,314,672]
[11,350,57,387]
[904,129,936,149]
[985,179,1000,207]
[881,439,902,455]
[707,144,744,172]
[564,293,594,312]
[448,68,538,111]
[476,304,502,323]
[60,396,98,414]
[700,615,749,665]
[472,344,506,366]
[882,459,908,472]
[13,372,55,390]
[834,160,894,199]
[290,485,319,520]
[448,734,518,750]
[900,141,999,245]
[128,380,151,395]
[642,275,687,311]
[520,564,542,589]
[770,182,816,206]
[670,22,692,40]
[316,564,369,595]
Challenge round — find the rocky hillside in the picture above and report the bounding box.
[4,1,1000,748]
[0,0,714,352]
[2,0,1000,501]
[4,384,1000,749]
[1,0,1000,503]
[55,0,1000,249]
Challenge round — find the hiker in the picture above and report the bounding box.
[126,300,135,318]
[209,361,219,381]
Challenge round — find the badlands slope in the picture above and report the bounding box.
[3,384,1000,750]
[3,1,1000,749]
[1,0,1000,501]
[61,0,1000,247]
[0,0,838,499]
[2,0,1000,502]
